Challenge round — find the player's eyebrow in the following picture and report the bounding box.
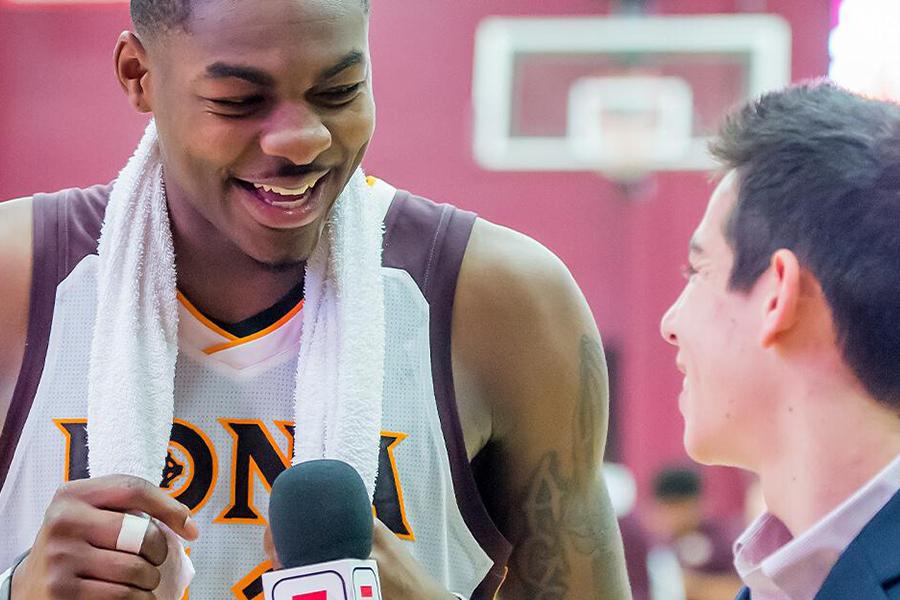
[318,50,365,81]
[204,63,275,87]
[203,51,365,87]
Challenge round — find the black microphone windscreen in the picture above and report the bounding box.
[269,459,374,568]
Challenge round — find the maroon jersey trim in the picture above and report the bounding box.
[382,191,512,598]
[0,185,109,491]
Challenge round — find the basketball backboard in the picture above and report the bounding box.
[472,14,791,180]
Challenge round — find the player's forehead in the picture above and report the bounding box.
[187,0,366,32]
[152,0,370,90]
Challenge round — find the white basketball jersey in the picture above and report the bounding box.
[0,178,510,599]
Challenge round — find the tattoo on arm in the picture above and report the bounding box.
[572,335,607,488]
[506,336,627,599]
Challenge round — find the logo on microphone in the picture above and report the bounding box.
[290,584,374,599]
[292,592,327,600]
[291,590,328,600]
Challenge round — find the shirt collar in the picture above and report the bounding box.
[733,453,900,600]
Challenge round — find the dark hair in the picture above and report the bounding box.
[131,0,370,37]
[131,0,191,36]
[710,80,900,409]
[652,467,701,500]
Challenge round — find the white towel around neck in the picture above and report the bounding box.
[86,117,385,507]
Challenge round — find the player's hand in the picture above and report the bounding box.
[11,474,199,599]
[370,518,455,600]
[263,523,281,569]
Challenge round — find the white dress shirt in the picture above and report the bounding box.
[732,453,900,600]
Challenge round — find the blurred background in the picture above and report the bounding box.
[1,0,897,597]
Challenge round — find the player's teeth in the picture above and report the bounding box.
[252,183,312,196]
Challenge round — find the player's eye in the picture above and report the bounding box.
[206,96,266,117]
[317,82,364,106]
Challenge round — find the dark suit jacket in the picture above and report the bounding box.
[735,488,900,600]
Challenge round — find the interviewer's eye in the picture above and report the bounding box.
[680,264,698,280]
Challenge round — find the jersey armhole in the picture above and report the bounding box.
[383,192,513,597]
[0,193,63,491]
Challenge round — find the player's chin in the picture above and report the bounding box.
[246,245,312,271]
[238,226,324,269]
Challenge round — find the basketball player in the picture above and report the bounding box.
[660,81,900,599]
[0,0,630,598]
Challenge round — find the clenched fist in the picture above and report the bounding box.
[11,474,198,599]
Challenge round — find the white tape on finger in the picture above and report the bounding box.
[116,513,151,554]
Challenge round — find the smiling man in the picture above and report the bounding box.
[661,81,900,599]
[0,1,630,599]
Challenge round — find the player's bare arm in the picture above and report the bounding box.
[453,220,632,599]
[0,197,33,425]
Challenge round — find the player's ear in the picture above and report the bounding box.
[760,249,801,348]
[114,31,153,114]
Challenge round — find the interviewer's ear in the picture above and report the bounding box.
[114,31,153,113]
[760,249,801,348]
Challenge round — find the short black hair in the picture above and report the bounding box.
[131,0,191,37]
[131,0,370,37]
[711,80,900,409]
[652,467,701,501]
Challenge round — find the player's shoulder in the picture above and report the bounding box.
[463,217,579,308]
[453,217,602,443]
[379,181,583,318]
[455,217,591,374]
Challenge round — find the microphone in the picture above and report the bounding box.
[263,459,382,600]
